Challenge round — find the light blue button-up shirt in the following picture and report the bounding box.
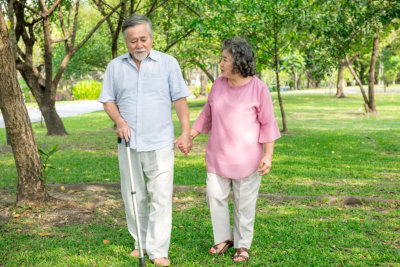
[99,49,190,151]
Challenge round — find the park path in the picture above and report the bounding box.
[0,100,103,129]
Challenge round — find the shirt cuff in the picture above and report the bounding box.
[259,121,281,143]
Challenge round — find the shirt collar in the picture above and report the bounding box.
[147,49,159,61]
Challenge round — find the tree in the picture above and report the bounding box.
[6,0,120,135]
[313,0,400,112]
[336,54,359,98]
[0,10,47,203]
[281,51,306,90]
[380,28,400,91]
[237,0,312,133]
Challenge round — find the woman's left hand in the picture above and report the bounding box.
[258,156,272,176]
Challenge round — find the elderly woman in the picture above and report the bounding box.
[189,38,281,262]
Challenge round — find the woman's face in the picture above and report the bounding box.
[220,49,234,78]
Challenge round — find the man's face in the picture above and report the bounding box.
[124,23,153,62]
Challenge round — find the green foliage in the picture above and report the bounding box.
[188,83,212,97]
[37,144,59,182]
[71,79,102,100]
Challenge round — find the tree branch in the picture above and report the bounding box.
[14,0,41,16]
[164,27,195,52]
[73,1,123,53]
[179,0,202,19]
[192,58,215,82]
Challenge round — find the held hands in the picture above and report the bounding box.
[174,132,192,157]
[258,155,272,176]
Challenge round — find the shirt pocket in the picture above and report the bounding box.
[142,73,169,95]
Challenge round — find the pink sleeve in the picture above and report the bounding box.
[192,94,212,134]
[257,85,281,143]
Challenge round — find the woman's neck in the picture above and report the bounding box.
[227,75,253,87]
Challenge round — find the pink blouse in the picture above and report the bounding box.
[192,76,281,179]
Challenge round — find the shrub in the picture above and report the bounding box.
[72,79,102,100]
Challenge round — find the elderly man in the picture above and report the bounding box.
[98,14,191,266]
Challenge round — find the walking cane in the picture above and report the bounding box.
[122,138,146,266]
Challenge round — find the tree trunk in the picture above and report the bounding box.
[0,11,48,203]
[296,75,301,90]
[336,54,359,98]
[274,47,287,132]
[367,34,379,113]
[346,56,371,113]
[193,58,215,83]
[336,60,346,98]
[293,71,298,90]
[18,65,68,136]
[200,72,208,96]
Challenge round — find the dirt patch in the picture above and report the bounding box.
[0,185,119,228]
[1,183,398,229]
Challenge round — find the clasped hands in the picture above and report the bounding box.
[174,132,192,157]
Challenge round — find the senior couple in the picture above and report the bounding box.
[99,14,281,266]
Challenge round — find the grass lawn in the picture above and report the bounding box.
[0,92,399,266]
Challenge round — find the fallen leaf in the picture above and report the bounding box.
[65,168,70,171]
[60,186,65,191]
[13,214,21,218]
[39,233,51,237]
[85,203,96,210]
[103,240,110,244]
[67,189,81,194]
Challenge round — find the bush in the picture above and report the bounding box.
[71,79,102,100]
[188,83,212,97]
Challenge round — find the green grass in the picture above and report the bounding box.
[1,93,400,266]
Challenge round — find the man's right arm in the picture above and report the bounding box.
[103,102,131,141]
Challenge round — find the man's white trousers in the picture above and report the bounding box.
[118,143,174,260]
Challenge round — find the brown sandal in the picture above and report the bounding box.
[209,239,234,255]
[233,247,250,262]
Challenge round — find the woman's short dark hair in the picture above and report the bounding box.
[222,38,255,77]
